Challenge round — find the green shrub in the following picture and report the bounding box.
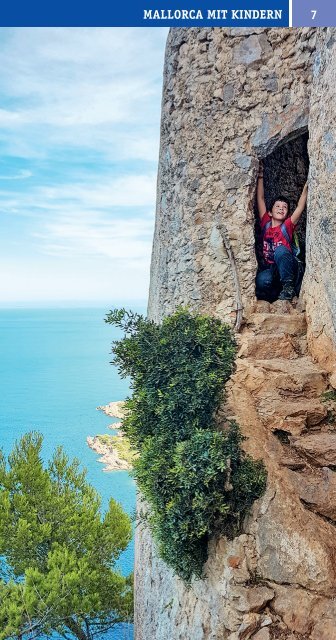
[106,308,266,582]
[322,389,336,403]
[0,433,133,640]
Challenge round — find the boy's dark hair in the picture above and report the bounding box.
[269,195,291,215]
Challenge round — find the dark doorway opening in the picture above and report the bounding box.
[255,131,309,296]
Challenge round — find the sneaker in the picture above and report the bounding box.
[279,284,296,301]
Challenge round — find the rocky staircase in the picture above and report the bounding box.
[236,299,336,526]
[223,299,336,640]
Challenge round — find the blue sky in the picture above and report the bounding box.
[0,28,168,305]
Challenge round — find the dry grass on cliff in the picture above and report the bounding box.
[97,434,137,467]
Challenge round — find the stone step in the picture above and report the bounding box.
[252,356,327,398]
[257,394,328,435]
[291,432,336,467]
[237,332,301,360]
[296,336,308,356]
[287,467,336,521]
[245,313,306,337]
[234,357,327,398]
[253,299,305,314]
[280,456,306,471]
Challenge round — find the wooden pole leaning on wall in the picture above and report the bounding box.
[216,221,243,332]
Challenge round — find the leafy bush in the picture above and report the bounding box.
[106,308,266,582]
[322,389,336,403]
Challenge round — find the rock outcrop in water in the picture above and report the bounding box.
[136,27,336,639]
[88,401,133,471]
[87,435,131,471]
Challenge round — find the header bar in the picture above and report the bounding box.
[0,0,334,26]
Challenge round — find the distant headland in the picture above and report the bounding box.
[87,401,136,472]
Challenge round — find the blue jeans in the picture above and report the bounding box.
[256,246,298,303]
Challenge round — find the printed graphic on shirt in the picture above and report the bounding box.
[261,212,295,264]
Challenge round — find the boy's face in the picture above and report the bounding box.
[271,200,288,221]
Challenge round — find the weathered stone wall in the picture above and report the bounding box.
[148,27,315,325]
[303,28,336,378]
[136,26,336,640]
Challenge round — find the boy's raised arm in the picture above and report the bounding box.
[257,162,266,220]
[291,182,308,225]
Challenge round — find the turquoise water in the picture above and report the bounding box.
[0,306,143,639]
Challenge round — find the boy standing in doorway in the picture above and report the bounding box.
[256,162,308,302]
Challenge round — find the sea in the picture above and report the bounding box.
[0,305,145,640]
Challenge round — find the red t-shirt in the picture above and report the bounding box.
[261,212,295,264]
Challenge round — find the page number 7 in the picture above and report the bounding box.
[311,9,317,19]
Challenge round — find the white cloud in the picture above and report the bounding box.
[0,28,168,161]
[37,173,157,209]
[0,172,157,218]
[35,212,155,262]
[0,172,157,266]
[0,28,168,303]
[0,169,32,180]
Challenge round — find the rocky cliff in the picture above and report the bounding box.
[136,27,336,640]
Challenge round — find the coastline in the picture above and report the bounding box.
[87,434,132,472]
[88,400,135,472]
[97,400,126,419]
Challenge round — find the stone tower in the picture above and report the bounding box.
[136,27,336,639]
